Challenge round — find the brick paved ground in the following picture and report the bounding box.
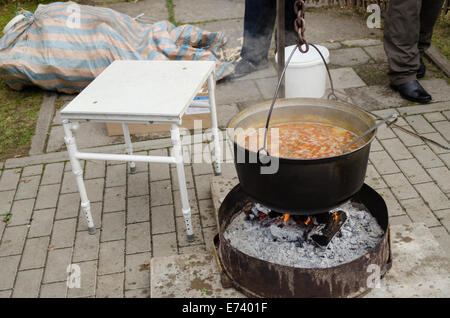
[0,1,449,298]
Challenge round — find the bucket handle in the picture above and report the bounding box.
[258,44,332,161]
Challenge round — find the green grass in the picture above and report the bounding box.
[0,1,48,160]
[432,13,450,60]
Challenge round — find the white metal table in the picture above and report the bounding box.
[60,60,222,242]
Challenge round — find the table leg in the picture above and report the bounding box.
[62,120,96,235]
[122,123,136,174]
[171,124,194,242]
[207,73,222,176]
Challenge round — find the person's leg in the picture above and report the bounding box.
[383,0,422,86]
[418,0,444,57]
[240,0,276,65]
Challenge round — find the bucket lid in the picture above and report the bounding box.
[275,44,330,67]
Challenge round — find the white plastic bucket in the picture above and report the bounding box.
[275,44,330,98]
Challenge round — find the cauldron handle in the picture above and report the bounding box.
[260,43,331,158]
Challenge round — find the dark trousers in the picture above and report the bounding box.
[384,0,444,85]
[241,0,297,65]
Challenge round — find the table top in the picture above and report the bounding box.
[61,60,215,123]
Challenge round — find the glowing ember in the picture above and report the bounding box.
[283,214,290,224]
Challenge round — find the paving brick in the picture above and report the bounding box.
[51,218,77,249]
[85,161,105,179]
[103,186,126,212]
[124,288,150,298]
[67,260,97,298]
[432,121,450,141]
[424,112,446,122]
[409,145,444,169]
[0,225,28,256]
[15,175,40,200]
[392,127,425,147]
[9,199,34,226]
[106,164,126,187]
[377,188,405,216]
[198,199,216,228]
[0,169,20,191]
[396,159,432,184]
[421,132,450,154]
[98,240,124,275]
[376,124,397,139]
[171,166,195,190]
[55,193,80,220]
[371,138,383,152]
[150,180,172,206]
[60,171,77,194]
[22,165,43,177]
[73,231,100,262]
[126,222,151,254]
[382,173,418,200]
[330,47,371,66]
[429,226,450,258]
[0,290,11,298]
[434,209,450,232]
[152,232,177,257]
[397,101,450,115]
[0,255,20,289]
[41,162,64,185]
[191,162,214,177]
[77,202,102,231]
[127,195,150,224]
[176,214,203,247]
[194,174,213,200]
[380,138,413,160]
[151,205,175,234]
[35,184,60,210]
[427,167,450,193]
[401,198,440,227]
[43,247,72,283]
[369,151,400,175]
[364,164,387,189]
[202,226,218,252]
[414,182,450,211]
[97,272,124,298]
[342,39,382,46]
[406,115,436,134]
[28,208,55,238]
[12,268,43,298]
[389,214,412,226]
[124,252,150,290]
[20,236,50,270]
[127,172,149,197]
[0,190,14,215]
[440,153,450,168]
[84,178,105,202]
[363,45,386,62]
[216,79,263,105]
[40,282,67,298]
[178,244,207,255]
[444,110,450,120]
[101,212,125,242]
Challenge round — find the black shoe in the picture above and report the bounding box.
[390,80,431,104]
[225,58,269,80]
[417,59,426,79]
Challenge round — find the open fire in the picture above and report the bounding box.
[243,203,348,247]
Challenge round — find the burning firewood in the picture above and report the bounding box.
[309,211,347,247]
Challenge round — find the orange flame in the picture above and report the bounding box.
[283,214,290,224]
[304,217,311,226]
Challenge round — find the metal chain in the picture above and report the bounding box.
[294,0,309,53]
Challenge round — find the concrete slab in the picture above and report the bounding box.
[194,18,243,49]
[364,45,387,63]
[103,0,168,23]
[327,67,367,90]
[420,78,450,103]
[330,48,372,67]
[151,252,244,297]
[46,123,123,153]
[346,85,409,111]
[367,223,450,297]
[174,0,245,23]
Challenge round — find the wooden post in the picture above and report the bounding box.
[277,0,285,98]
